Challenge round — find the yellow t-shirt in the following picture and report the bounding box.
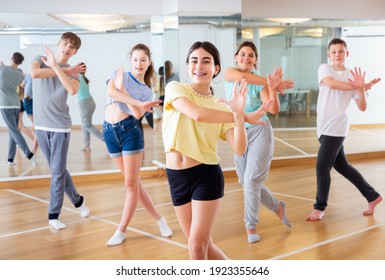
[162,81,234,164]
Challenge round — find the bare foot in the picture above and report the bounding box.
[306,209,324,221]
[363,195,382,216]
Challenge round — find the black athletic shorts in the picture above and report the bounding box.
[166,164,224,206]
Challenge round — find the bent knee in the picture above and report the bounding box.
[188,238,209,259]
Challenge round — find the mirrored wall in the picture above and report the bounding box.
[1,12,385,179]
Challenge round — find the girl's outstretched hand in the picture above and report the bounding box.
[218,79,248,114]
[245,99,274,125]
[141,100,162,113]
[267,72,281,92]
[280,79,294,93]
[272,66,294,95]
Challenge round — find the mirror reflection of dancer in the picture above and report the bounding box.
[76,65,104,152]
[19,73,38,154]
[224,41,293,243]
[165,60,179,84]
[153,66,165,134]
[31,32,90,230]
[306,38,382,221]
[103,43,172,246]
[162,41,272,259]
[0,52,35,166]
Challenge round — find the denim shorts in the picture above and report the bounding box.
[166,164,224,206]
[23,98,33,116]
[102,116,144,158]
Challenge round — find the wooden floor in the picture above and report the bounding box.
[1,119,385,260]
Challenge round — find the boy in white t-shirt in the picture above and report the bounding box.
[306,38,382,221]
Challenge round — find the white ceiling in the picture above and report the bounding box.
[0,13,152,33]
[0,13,64,29]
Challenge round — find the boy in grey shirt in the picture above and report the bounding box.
[31,32,90,230]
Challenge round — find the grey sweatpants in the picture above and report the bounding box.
[78,97,104,147]
[234,119,279,229]
[35,130,82,219]
[1,108,32,161]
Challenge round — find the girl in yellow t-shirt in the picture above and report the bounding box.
[162,41,272,260]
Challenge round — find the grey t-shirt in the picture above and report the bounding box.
[0,65,24,108]
[32,55,79,131]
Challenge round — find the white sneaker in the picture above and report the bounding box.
[79,204,90,218]
[49,219,66,230]
[30,154,38,166]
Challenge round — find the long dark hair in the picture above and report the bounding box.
[82,74,89,84]
[130,43,155,88]
[79,63,89,84]
[165,60,173,81]
[186,41,221,95]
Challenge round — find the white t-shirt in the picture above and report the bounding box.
[316,63,359,138]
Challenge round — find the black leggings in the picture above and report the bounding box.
[314,135,380,211]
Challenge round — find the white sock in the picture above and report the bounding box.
[106,230,126,246]
[78,203,90,218]
[49,219,66,230]
[157,217,172,237]
[248,233,260,244]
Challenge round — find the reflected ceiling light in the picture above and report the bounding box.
[242,28,253,39]
[300,28,323,38]
[259,27,287,38]
[265,18,312,24]
[55,14,127,32]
